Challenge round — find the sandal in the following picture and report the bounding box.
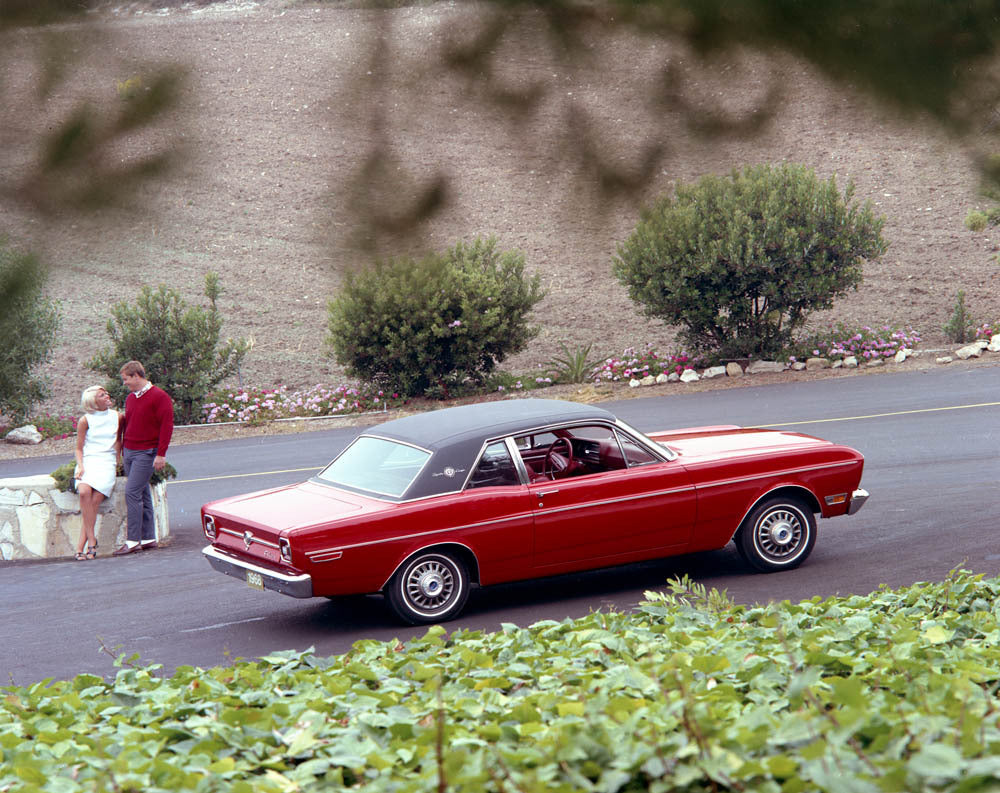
[75,551,87,561]
[85,543,98,560]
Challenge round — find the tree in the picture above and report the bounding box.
[613,163,888,360]
[0,240,60,423]
[327,237,544,397]
[88,273,250,424]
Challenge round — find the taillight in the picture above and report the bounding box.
[279,537,292,562]
[203,515,216,540]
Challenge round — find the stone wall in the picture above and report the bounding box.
[0,476,169,561]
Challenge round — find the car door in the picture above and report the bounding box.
[456,440,536,585]
[524,425,697,573]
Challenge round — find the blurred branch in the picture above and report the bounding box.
[0,1,187,316]
[331,0,1000,255]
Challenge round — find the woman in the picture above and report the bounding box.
[73,386,122,560]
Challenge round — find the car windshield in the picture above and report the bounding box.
[317,436,431,497]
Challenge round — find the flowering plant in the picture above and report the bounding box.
[30,413,78,440]
[591,344,704,382]
[199,384,403,425]
[788,323,922,363]
[975,321,998,340]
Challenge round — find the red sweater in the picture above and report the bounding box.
[121,385,174,456]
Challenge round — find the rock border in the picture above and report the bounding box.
[624,335,1000,389]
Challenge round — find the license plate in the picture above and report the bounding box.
[246,570,264,590]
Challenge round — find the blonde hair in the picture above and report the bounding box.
[80,386,108,414]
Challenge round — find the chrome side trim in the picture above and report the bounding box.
[309,485,696,557]
[306,549,343,563]
[848,488,870,515]
[202,545,313,598]
[316,512,532,554]
[532,485,695,517]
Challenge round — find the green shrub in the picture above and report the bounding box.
[88,272,250,424]
[327,237,544,398]
[50,462,75,491]
[613,163,888,360]
[0,240,61,423]
[51,460,178,492]
[943,290,976,343]
[965,209,988,231]
[480,370,547,393]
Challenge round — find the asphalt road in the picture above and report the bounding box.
[2,364,998,686]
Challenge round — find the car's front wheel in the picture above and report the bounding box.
[386,551,470,625]
[736,496,816,572]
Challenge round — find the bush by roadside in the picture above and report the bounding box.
[2,570,998,792]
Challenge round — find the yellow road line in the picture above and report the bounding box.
[752,401,1000,428]
[172,466,321,485]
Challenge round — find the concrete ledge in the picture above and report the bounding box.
[0,476,169,561]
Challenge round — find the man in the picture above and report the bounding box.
[113,360,173,555]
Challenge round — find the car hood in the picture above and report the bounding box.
[206,480,380,531]
[648,425,832,462]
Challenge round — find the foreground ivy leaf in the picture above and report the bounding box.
[907,742,964,780]
[922,625,954,644]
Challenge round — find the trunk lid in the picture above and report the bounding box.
[207,480,383,532]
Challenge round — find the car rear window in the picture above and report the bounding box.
[317,436,431,498]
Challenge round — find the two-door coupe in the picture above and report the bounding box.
[202,398,868,624]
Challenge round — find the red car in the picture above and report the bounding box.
[202,398,868,624]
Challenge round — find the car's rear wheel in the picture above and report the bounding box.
[736,496,816,572]
[386,551,469,625]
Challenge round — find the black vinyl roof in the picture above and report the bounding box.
[358,399,620,500]
[373,398,617,451]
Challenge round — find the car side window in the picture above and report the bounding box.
[467,441,520,489]
[617,431,660,466]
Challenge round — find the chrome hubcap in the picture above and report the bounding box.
[756,509,804,559]
[404,559,455,612]
[418,570,444,598]
[770,520,794,545]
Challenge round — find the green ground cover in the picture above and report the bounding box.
[4,570,1000,792]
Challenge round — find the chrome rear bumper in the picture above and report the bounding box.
[848,488,870,515]
[202,545,313,598]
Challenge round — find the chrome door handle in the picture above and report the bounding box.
[536,489,559,497]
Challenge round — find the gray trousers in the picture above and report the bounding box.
[123,447,157,542]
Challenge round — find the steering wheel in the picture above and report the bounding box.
[542,437,574,479]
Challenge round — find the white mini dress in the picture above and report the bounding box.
[79,409,119,497]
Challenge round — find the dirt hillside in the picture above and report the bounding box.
[5,0,999,417]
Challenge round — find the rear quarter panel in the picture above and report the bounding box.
[294,487,535,596]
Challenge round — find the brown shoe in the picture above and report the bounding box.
[140,540,158,550]
[112,543,139,556]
